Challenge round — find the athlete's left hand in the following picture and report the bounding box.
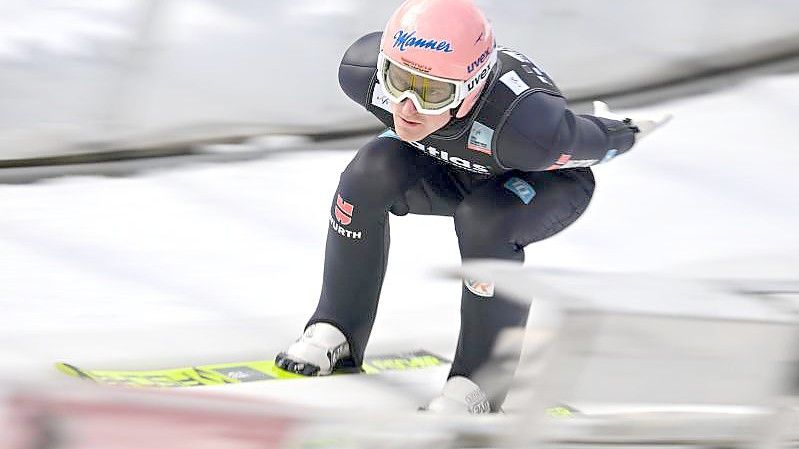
[422,376,491,414]
[593,101,673,142]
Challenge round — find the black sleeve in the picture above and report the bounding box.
[338,32,382,108]
[495,92,637,171]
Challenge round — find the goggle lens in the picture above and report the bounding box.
[382,58,458,111]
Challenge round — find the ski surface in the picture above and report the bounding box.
[56,350,450,387]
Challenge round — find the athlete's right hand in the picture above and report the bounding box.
[593,101,673,142]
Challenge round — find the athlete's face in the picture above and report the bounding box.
[391,99,451,142]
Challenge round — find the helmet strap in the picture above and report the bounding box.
[450,102,463,119]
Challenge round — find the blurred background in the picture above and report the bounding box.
[1,1,798,448]
[2,0,799,160]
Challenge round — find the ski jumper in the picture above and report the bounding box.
[309,32,636,410]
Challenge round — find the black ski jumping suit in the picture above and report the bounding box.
[308,32,637,410]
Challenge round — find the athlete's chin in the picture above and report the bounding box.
[394,124,432,142]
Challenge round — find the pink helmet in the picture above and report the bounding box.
[380,0,496,118]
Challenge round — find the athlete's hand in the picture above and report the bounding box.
[593,101,673,142]
[422,376,491,414]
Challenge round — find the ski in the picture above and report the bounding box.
[55,350,450,387]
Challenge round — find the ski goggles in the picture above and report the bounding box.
[376,51,497,115]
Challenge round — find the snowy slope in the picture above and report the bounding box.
[0,71,797,411]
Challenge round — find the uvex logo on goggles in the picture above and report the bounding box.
[468,47,493,74]
[393,30,454,53]
[465,58,493,93]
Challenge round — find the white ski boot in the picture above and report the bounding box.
[275,323,350,376]
[424,376,491,414]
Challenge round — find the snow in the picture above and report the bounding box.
[0,71,797,412]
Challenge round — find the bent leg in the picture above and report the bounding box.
[308,135,442,365]
[451,168,595,410]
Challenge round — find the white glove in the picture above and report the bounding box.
[277,323,349,375]
[593,101,673,142]
[423,376,491,414]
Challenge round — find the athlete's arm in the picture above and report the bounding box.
[495,92,637,171]
[338,32,381,108]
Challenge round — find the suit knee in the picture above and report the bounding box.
[455,202,521,260]
[338,139,413,206]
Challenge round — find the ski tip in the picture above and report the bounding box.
[55,362,82,377]
[55,362,95,381]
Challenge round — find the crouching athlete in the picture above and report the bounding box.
[275,0,670,413]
